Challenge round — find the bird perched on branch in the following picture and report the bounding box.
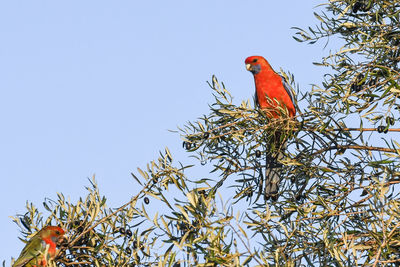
[245,55,296,200]
[13,226,66,267]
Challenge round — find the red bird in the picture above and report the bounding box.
[245,55,296,200]
[245,56,296,117]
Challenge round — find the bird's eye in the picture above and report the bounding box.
[252,58,258,63]
[56,231,60,235]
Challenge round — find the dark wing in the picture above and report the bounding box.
[254,88,259,107]
[280,75,296,107]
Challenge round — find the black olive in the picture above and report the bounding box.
[126,229,132,237]
[377,126,384,133]
[185,142,192,150]
[72,220,82,227]
[360,189,368,196]
[119,228,126,235]
[352,2,362,13]
[383,127,389,133]
[295,194,303,201]
[255,150,261,158]
[144,197,150,204]
[203,132,210,139]
[387,117,395,126]
[351,83,362,92]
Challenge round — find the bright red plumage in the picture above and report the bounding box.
[245,56,295,117]
[245,55,296,200]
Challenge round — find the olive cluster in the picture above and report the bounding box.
[182,131,211,151]
[352,1,373,13]
[377,117,396,133]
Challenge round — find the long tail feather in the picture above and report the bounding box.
[264,136,287,201]
[264,150,284,200]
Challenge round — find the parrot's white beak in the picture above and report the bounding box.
[246,64,252,71]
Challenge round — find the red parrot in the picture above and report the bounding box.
[13,226,65,267]
[245,55,296,200]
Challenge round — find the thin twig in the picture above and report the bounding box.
[68,179,153,247]
[312,144,398,156]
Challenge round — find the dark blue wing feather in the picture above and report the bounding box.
[280,75,296,107]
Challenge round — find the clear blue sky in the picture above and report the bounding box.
[0,0,327,262]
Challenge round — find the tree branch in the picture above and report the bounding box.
[312,144,398,156]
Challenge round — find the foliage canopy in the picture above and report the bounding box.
[8,0,400,266]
